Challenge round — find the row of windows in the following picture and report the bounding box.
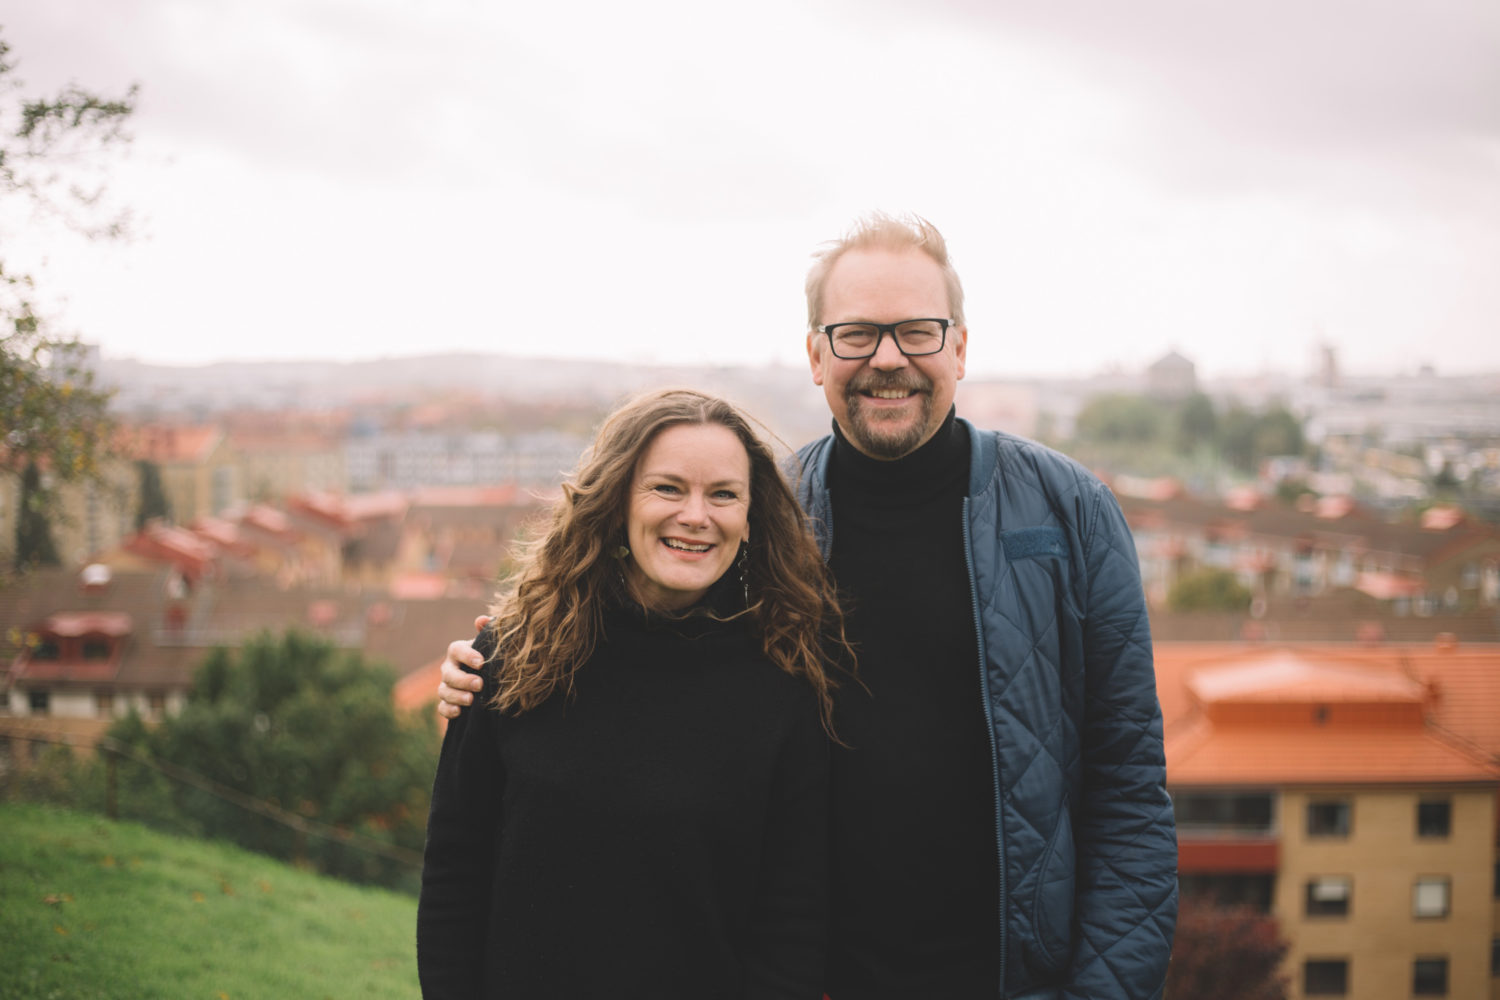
[23,689,168,718]
[26,637,115,661]
[1307,797,1452,838]
[1304,875,1451,919]
[1305,956,1450,996]
[1175,792,1453,839]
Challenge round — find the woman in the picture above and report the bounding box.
[417,389,847,999]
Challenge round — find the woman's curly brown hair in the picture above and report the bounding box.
[485,388,850,735]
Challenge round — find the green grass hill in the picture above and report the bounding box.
[0,802,421,1000]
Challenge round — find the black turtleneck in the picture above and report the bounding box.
[417,602,829,999]
[824,408,1001,999]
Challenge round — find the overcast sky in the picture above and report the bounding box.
[5,0,1497,380]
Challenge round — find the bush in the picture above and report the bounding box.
[106,629,439,890]
[1168,567,1253,614]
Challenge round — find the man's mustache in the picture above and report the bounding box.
[848,372,932,396]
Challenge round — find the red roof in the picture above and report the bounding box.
[1168,719,1496,785]
[1187,651,1426,706]
[1354,570,1426,600]
[1156,642,1500,787]
[118,424,223,464]
[123,523,218,580]
[40,611,133,638]
[410,485,522,507]
[394,657,444,715]
[391,573,451,601]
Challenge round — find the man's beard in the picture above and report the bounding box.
[842,371,933,460]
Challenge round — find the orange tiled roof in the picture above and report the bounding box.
[391,573,451,601]
[1354,570,1426,600]
[342,492,410,521]
[117,424,223,464]
[241,504,296,537]
[1168,719,1496,785]
[393,657,443,715]
[1188,651,1425,705]
[1155,641,1500,787]
[39,611,133,637]
[1408,648,1500,761]
[1419,505,1465,530]
[410,485,523,508]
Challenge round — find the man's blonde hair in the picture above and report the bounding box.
[804,211,966,329]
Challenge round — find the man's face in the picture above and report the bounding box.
[806,247,967,460]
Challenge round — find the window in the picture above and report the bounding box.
[1307,799,1351,837]
[147,692,167,719]
[31,638,60,661]
[1174,792,1275,833]
[1417,799,1451,838]
[1304,959,1348,995]
[82,637,112,660]
[1305,876,1351,917]
[96,690,115,718]
[1413,877,1451,919]
[28,689,50,716]
[1412,957,1448,995]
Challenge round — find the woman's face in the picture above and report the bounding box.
[624,422,751,612]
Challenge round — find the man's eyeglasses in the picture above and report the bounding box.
[817,319,952,360]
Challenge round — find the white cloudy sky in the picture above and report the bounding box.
[5,0,1497,379]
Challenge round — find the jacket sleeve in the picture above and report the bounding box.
[1065,483,1178,1000]
[416,642,503,999]
[743,694,830,1000]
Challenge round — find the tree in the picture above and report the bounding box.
[1274,477,1316,506]
[1,30,136,572]
[108,629,439,889]
[1253,405,1305,462]
[1168,566,1253,613]
[13,458,59,569]
[135,458,170,528]
[1165,897,1289,1000]
[1175,392,1218,456]
[1219,403,1307,475]
[1074,393,1169,446]
[1218,405,1261,474]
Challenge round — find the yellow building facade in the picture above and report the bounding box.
[1276,786,1496,999]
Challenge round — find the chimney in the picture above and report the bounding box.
[79,563,113,594]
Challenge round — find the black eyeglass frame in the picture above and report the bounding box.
[815,318,953,359]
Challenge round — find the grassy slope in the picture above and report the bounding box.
[0,803,421,1000]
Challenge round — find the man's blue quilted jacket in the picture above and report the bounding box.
[790,420,1178,999]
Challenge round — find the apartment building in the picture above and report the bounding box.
[118,424,240,525]
[343,428,586,492]
[1159,641,1500,999]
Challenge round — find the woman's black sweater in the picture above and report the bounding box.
[416,604,829,999]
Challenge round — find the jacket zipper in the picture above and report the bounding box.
[963,496,1007,996]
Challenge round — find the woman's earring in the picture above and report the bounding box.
[614,544,631,590]
[738,540,750,607]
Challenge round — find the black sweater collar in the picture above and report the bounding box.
[829,406,968,503]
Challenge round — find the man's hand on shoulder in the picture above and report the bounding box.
[436,615,490,720]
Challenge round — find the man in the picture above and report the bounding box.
[435,213,1177,998]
